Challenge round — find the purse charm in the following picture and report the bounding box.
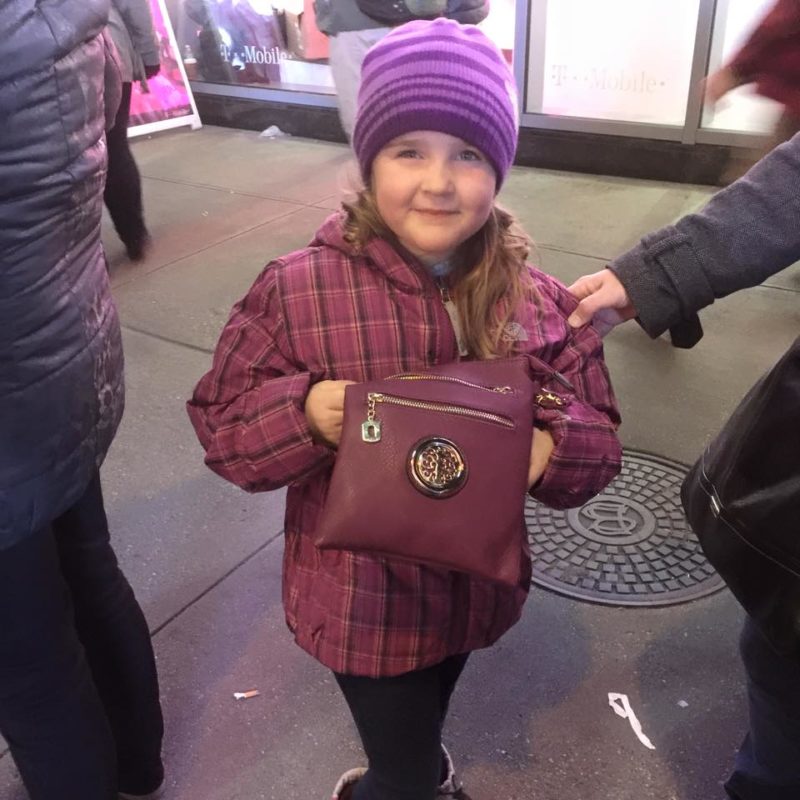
[361,393,382,442]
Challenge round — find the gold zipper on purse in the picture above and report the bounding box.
[386,373,514,394]
[361,392,514,443]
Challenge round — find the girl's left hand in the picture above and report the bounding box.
[304,380,355,447]
[528,427,555,489]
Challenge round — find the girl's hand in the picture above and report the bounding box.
[528,427,555,489]
[305,380,355,447]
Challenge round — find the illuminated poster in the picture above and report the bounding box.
[129,0,202,137]
[527,0,702,126]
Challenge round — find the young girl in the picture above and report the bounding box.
[187,19,621,800]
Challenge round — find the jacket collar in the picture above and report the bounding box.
[310,212,438,296]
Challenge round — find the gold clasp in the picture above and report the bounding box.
[536,391,566,409]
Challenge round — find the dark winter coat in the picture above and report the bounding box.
[610,133,800,636]
[107,0,160,84]
[611,133,800,341]
[314,0,489,37]
[0,0,124,550]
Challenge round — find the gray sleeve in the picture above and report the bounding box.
[114,0,159,65]
[610,132,800,340]
[314,0,391,34]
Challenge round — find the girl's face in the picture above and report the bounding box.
[371,130,496,267]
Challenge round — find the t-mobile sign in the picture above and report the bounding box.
[528,0,701,126]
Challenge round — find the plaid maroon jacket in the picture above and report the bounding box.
[187,213,621,677]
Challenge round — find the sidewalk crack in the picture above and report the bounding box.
[120,324,214,355]
[150,530,283,638]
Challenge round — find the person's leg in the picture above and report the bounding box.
[0,524,117,800]
[334,655,469,800]
[327,28,390,140]
[437,653,469,724]
[436,654,469,788]
[53,472,164,796]
[724,617,800,800]
[104,82,149,259]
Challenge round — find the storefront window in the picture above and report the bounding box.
[166,0,515,94]
[526,0,702,126]
[701,0,781,134]
[479,0,515,64]
[166,0,333,92]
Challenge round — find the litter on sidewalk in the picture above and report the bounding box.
[233,689,261,700]
[259,125,290,139]
[608,692,655,750]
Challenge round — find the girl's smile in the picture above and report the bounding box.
[371,130,496,266]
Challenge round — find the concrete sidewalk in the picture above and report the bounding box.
[2,126,798,800]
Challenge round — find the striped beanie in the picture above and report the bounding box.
[352,18,519,190]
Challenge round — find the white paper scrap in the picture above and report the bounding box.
[608,692,655,750]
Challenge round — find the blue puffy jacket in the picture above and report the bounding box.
[0,0,124,549]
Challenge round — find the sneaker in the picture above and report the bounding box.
[331,767,367,800]
[438,745,472,799]
[329,751,472,800]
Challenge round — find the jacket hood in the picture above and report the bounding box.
[308,211,436,296]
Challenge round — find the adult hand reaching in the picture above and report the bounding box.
[566,269,637,335]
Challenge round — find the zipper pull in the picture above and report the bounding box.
[361,392,382,442]
[437,279,468,357]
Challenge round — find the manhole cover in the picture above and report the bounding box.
[526,450,725,607]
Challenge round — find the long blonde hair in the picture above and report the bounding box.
[342,189,537,359]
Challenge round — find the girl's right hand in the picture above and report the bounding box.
[528,427,555,489]
[305,380,355,447]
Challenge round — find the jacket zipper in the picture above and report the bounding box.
[435,280,574,396]
[437,279,469,357]
[361,392,514,443]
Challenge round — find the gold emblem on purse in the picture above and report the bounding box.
[407,437,467,498]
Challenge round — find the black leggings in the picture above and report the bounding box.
[334,653,469,800]
[724,617,800,800]
[0,473,163,800]
[104,82,147,249]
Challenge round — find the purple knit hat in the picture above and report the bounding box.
[352,18,519,189]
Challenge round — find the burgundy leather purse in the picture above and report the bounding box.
[313,357,538,586]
